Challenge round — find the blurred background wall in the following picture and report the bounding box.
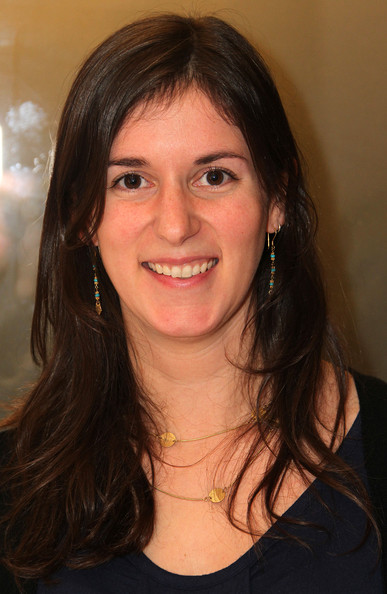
[0,0,386,410]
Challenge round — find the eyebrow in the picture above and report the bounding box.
[108,158,148,168]
[108,152,247,169]
[194,152,248,165]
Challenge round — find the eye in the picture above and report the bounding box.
[206,170,226,185]
[194,167,237,188]
[111,173,149,190]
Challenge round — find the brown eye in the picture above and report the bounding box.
[121,173,142,189]
[206,170,225,185]
[110,172,152,192]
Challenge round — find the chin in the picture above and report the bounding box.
[141,311,222,341]
[152,320,217,340]
[121,300,231,341]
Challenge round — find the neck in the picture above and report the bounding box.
[128,316,255,437]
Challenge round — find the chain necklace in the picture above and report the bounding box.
[152,484,230,503]
[152,443,267,503]
[155,410,260,448]
[151,407,272,503]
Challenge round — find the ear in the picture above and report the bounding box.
[79,220,99,246]
[91,233,99,247]
[266,200,285,233]
[78,230,99,247]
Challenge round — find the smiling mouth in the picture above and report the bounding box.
[145,259,218,279]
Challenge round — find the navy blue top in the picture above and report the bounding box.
[38,413,383,593]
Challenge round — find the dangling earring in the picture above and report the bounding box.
[268,226,281,295]
[93,262,102,315]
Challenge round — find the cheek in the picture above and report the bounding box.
[97,204,146,249]
[220,200,266,253]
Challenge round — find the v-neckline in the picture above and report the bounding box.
[129,410,361,585]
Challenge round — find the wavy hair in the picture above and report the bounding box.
[0,13,372,581]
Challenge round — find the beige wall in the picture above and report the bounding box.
[0,0,386,405]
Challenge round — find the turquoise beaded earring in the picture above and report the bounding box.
[92,260,102,315]
[268,226,281,295]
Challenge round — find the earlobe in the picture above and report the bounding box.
[266,202,285,234]
[88,229,99,247]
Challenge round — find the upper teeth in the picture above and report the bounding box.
[147,259,217,278]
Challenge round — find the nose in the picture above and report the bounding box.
[153,183,201,245]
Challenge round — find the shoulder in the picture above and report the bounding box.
[353,370,387,479]
[351,371,387,506]
[353,370,387,413]
[318,366,387,471]
[352,371,387,450]
[352,372,387,551]
[352,372,387,584]
[351,371,387,473]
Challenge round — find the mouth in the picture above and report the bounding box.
[144,258,218,279]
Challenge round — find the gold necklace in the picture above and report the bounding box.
[152,444,266,503]
[156,410,259,448]
[153,484,230,503]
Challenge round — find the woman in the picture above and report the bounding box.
[1,14,386,593]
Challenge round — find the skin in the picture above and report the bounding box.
[94,86,284,442]
[96,88,283,344]
[91,89,286,572]
[93,88,359,575]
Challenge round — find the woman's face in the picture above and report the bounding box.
[94,88,282,342]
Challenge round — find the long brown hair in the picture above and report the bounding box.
[0,13,372,580]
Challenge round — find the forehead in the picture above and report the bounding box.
[110,88,250,160]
